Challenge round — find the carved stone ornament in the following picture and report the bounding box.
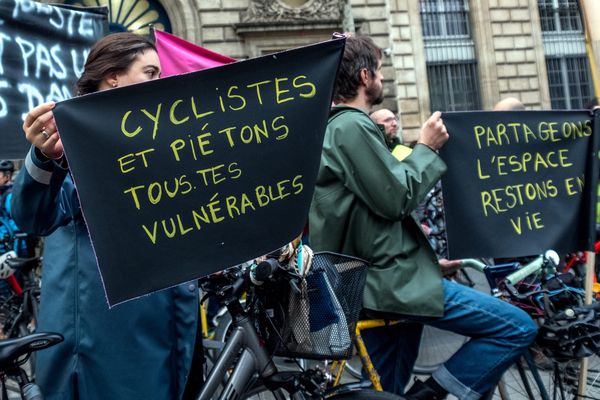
[241,0,343,23]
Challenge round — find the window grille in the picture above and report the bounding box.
[420,0,481,112]
[427,62,481,112]
[546,56,593,109]
[538,0,594,109]
[538,0,583,32]
[420,0,470,38]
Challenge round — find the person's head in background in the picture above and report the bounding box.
[0,160,14,186]
[75,31,160,96]
[584,98,599,111]
[333,35,384,108]
[370,109,401,144]
[493,97,525,111]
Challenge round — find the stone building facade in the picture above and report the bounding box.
[53,0,598,143]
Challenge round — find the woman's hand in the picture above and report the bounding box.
[22,101,63,160]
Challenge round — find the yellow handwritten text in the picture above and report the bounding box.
[218,115,289,147]
[480,179,558,217]
[476,149,572,178]
[564,175,584,196]
[140,175,304,244]
[473,119,592,149]
[123,174,193,210]
[117,148,155,174]
[509,212,545,235]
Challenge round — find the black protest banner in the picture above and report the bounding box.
[0,0,107,159]
[440,111,599,259]
[53,39,345,305]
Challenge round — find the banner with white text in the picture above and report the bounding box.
[0,0,107,159]
[53,38,345,305]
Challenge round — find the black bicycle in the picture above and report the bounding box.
[195,251,403,399]
[0,255,41,340]
[0,332,63,400]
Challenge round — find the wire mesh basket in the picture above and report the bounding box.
[269,251,368,360]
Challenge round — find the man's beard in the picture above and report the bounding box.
[366,82,384,106]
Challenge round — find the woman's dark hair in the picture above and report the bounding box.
[75,32,156,95]
[333,36,382,103]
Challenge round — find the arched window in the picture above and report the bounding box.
[63,0,172,34]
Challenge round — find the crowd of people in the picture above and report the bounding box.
[0,30,597,400]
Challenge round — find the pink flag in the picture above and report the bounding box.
[153,29,235,77]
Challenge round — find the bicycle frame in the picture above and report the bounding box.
[327,320,402,391]
[199,307,285,400]
[1,264,39,339]
[199,266,325,400]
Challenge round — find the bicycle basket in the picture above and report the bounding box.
[271,251,368,360]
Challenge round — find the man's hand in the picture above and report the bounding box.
[439,258,462,277]
[417,111,449,151]
[421,223,431,236]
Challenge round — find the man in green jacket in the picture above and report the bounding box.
[309,35,537,400]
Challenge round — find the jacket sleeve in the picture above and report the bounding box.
[324,116,447,221]
[10,146,79,236]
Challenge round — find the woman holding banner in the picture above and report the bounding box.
[11,32,199,400]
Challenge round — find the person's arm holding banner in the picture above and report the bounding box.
[22,101,63,161]
[11,101,74,235]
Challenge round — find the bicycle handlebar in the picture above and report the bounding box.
[458,250,558,286]
[250,258,279,284]
[503,256,545,285]
[458,258,486,273]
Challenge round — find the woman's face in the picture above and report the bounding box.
[115,49,161,87]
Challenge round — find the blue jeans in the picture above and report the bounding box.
[362,279,537,400]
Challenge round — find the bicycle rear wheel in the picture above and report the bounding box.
[413,325,469,374]
[580,355,600,399]
[487,354,600,400]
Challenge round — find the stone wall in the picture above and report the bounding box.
[387,0,428,143]
[487,0,549,108]
[50,0,562,137]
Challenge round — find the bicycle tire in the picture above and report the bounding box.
[413,269,481,375]
[413,325,469,374]
[342,353,364,380]
[491,351,554,400]
[581,356,600,399]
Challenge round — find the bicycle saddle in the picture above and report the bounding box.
[5,256,40,273]
[0,332,63,369]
